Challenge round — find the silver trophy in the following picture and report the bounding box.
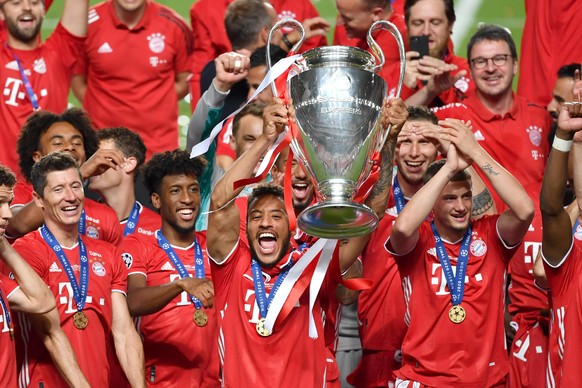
[267,19,405,238]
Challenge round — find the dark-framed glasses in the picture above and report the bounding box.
[470,54,512,70]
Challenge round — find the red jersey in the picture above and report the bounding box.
[0,274,19,388]
[77,0,193,160]
[0,24,83,181]
[12,231,127,387]
[120,201,161,238]
[189,0,327,110]
[387,215,517,387]
[332,12,408,95]
[434,94,552,210]
[121,231,220,386]
[210,241,333,387]
[517,0,582,106]
[543,238,582,388]
[215,118,235,161]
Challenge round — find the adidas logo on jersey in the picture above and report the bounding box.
[161,262,174,271]
[473,130,485,141]
[88,9,100,24]
[49,262,62,272]
[5,61,19,71]
[97,42,113,54]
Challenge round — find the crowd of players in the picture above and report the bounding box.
[0,0,581,386]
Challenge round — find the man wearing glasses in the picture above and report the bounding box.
[435,24,552,210]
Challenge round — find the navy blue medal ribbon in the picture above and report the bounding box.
[40,225,89,312]
[78,210,86,236]
[5,45,40,111]
[251,257,293,320]
[392,175,406,214]
[123,202,141,237]
[0,286,13,340]
[431,222,472,306]
[156,231,205,310]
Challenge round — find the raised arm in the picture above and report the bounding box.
[1,237,55,313]
[437,119,534,246]
[208,99,287,262]
[541,103,582,265]
[111,292,146,388]
[60,0,89,37]
[338,98,407,271]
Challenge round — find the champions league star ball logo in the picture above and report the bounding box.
[147,33,166,54]
[121,252,133,269]
[470,239,487,257]
[527,126,543,147]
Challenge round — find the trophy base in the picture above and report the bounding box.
[297,202,379,239]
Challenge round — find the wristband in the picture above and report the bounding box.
[552,137,573,153]
[281,34,294,50]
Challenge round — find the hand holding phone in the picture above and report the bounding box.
[409,35,429,84]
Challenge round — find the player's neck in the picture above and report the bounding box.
[113,2,147,30]
[477,88,514,116]
[433,219,467,243]
[396,173,422,198]
[99,184,136,221]
[160,222,196,248]
[44,218,79,248]
[7,35,39,51]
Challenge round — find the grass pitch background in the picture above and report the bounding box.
[42,0,526,147]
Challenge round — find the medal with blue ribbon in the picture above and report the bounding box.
[123,202,141,237]
[40,225,89,330]
[251,258,293,337]
[431,222,472,324]
[5,44,41,111]
[156,231,208,327]
[78,209,86,236]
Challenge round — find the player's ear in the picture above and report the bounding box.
[151,192,161,211]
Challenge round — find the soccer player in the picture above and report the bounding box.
[120,149,219,386]
[88,127,161,237]
[387,119,534,386]
[435,24,552,209]
[0,164,58,387]
[71,0,193,160]
[539,86,582,387]
[7,108,123,245]
[12,152,145,387]
[189,0,328,109]
[206,96,405,386]
[0,0,87,181]
[334,0,408,93]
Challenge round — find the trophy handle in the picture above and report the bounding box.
[367,20,407,153]
[266,18,305,97]
[367,20,406,98]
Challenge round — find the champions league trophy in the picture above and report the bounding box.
[267,19,405,239]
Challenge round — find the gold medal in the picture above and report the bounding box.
[73,311,88,330]
[193,309,208,327]
[256,317,272,337]
[449,305,466,324]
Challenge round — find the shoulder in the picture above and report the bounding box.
[12,231,44,250]
[156,3,191,31]
[88,2,109,25]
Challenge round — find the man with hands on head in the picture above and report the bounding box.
[538,75,582,386]
[206,96,407,387]
[121,150,219,386]
[387,118,534,386]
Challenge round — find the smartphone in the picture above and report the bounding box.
[409,35,429,84]
[409,35,429,59]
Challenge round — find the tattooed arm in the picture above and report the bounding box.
[468,165,496,219]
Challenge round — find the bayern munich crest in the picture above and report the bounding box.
[574,225,582,241]
[86,226,99,239]
[470,239,487,257]
[527,126,542,147]
[92,261,106,277]
[147,33,166,54]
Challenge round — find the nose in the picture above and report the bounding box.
[0,203,12,221]
[422,24,430,37]
[409,141,421,157]
[547,98,559,115]
[63,186,77,201]
[293,163,307,180]
[484,58,496,72]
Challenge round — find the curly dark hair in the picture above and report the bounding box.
[247,183,285,213]
[31,153,82,198]
[17,108,98,182]
[142,149,208,195]
[0,164,16,189]
[97,127,147,169]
